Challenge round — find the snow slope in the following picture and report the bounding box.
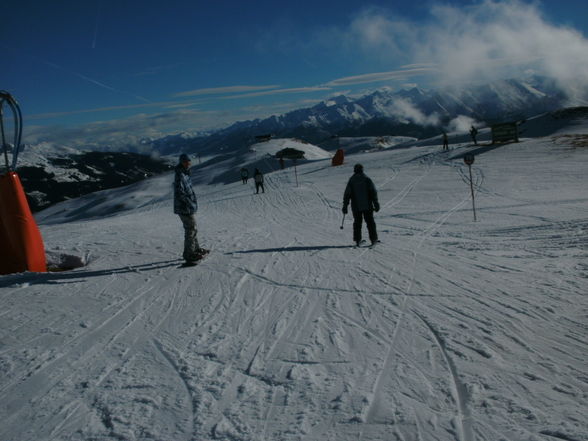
[1,126,587,440]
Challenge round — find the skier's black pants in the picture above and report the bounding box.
[352,209,378,243]
[255,182,265,193]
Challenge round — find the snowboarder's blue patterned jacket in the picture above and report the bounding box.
[174,165,198,215]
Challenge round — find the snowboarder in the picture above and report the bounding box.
[442,131,449,151]
[254,168,265,194]
[240,167,249,184]
[470,125,478,145]
[174,154,207,265]
[343,164,380,246]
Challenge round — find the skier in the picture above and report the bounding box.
[254,168,265,194]
[470,125,478,145]
[240,167,249,184]
[342,164,380,246]
[442,131,449,151]
[174,154,207,265]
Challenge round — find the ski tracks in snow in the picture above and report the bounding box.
[414,311,475,441]
[362,151,476,440]
[4,140,586,440]
[0,264,200,440]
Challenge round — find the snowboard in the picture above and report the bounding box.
[179,249,209,267]
[354,240,381,248]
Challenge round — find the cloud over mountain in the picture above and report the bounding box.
[345,1,588,99]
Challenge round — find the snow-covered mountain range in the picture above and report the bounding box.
[148,76,572,156]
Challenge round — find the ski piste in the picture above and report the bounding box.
[3,118,587,441]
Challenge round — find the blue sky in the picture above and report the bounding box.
[2,0,588,145]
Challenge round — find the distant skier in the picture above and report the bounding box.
[174,154,207,264]
[279,157,285,169]
[470,125,478,145]
[240,167,249,184]
[343,164,379,246]
[254,168,265,194]
[442,131,449,151]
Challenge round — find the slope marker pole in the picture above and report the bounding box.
[464,154,477,222]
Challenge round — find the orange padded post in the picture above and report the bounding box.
[0,171,46,274]
[331,148,344,166]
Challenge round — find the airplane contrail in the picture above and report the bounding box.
[92,1,102,49]
[45,61,151,103]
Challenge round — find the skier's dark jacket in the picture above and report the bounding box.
[174,165,198,215]
[343,172,379,213]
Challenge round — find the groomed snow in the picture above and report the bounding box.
[1,127,587,441]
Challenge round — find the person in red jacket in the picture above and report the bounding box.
[343,164,380,246]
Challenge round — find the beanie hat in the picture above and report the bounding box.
[354,163,364,173]
[179,153,191,163]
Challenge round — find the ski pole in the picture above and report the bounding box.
[340,213,345,229]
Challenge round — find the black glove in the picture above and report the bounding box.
[342,206,348,215]
[373,202,380,212]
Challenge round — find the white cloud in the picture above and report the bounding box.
[390,98,440,127]
[174,85,280,97]
[421,1,588,93]
[348,7,418,58]
[447,115,481,133]
[220,86,331,99]
[24,109,229,149]
[344,1,588,99]
[27,101,176,120]
[326,67,436,87]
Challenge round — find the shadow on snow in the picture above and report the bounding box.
[227,245,352,254]
[0,259,182,287]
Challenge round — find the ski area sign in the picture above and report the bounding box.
[491,122,519,144]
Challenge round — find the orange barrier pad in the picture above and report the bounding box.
[332,149,344,166]
[0,171,46,274]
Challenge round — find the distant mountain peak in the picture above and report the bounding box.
[324,95,349,106]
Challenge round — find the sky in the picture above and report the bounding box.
[2,0,588,147]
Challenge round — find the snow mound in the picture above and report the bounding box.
[46,250,88,271]
[249,138,331,160]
